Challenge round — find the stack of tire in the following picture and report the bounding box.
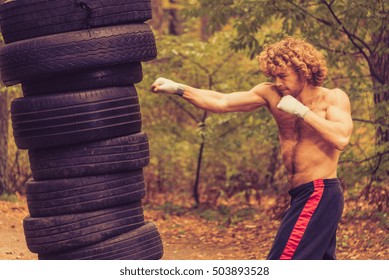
[0,0,163,260]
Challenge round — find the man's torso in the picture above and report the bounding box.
[263,84,341,188]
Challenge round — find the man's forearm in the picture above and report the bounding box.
[303,111,351,151]
[181,86,228,113]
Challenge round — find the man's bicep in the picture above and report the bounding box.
[327,91,353,134]
[223,84,269,112]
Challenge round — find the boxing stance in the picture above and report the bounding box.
[151,37,353,259]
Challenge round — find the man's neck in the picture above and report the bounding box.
[297,84,321,104]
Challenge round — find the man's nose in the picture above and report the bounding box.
[275,77,282,87]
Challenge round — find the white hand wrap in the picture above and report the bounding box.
[277,95,310,119]
[151,77,184,96]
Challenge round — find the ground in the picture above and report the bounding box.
[0,196,387,260]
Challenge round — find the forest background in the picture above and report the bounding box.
[0,0,387,260]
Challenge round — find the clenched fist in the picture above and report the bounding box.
[277,95,310,119]
[151,77,184,96]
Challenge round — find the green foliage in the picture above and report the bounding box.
[0,192,18,202]
[137,28,290,205]
[189,0,387,69]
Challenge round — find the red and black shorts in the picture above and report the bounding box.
[267,178,344,260]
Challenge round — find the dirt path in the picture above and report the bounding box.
[0,197,272,260]
[0,198,257,260]
[0,197,387,260]
[0,199,35,260]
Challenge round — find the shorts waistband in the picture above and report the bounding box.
[289,178,340,197]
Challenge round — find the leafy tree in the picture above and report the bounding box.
[138,30,287,206]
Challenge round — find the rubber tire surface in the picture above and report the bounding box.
[29,132,149,180]
[38,222,163,260]
[11,86,141,150]
[24,201,145,255]
[0,24,156,86]
[26,170,146,217]
[22,63,143,96]
[0,0,152,43]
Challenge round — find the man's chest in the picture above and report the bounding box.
[272,103,328,141]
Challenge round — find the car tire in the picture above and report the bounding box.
[38,221,163,260]
[24,201,145,254]
[22,63,143,96]
[29,132,150,180]
[0,24,156,86]
[0,0,152,43]
[11,86,142,150]
[26,170,146,217]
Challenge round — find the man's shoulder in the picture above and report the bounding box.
[321,87,351,111]
[253,82,277,90]
[326,87,348,96]
[322,87,348,101]
[251,82,280,98]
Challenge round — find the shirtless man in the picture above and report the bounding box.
[151,37,353,260]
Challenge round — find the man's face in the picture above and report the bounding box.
[272,66,306,97]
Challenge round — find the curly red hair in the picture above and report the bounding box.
[257,37,327,87]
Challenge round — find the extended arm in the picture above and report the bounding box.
[151,77,268,113]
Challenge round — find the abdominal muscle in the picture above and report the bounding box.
[278,122,340,188]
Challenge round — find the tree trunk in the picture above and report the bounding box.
[371,30,389,146]
[0,91,8,195]
[0,13,6,194]
[193,117,207,207]
[149,0,182,35]
[149,0,164,31]
[200,16,211,41]
[192,75,213,207]
[362,28,389,198]
[167,5,182,35]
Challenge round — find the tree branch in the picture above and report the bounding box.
[339,150,389,165]
[174,50,210,74]
[353,118,389,127]
[329,75,371,81]
[167,96,200,123]
[287,0,371,53]
[319,0,385,84]
[285,0,384,84]
[217,115,250,139]
[320,0,372,54]
[285,0,334,27]
[315,42,361,56]
[210,52,236,76]
[373,0,389,53]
